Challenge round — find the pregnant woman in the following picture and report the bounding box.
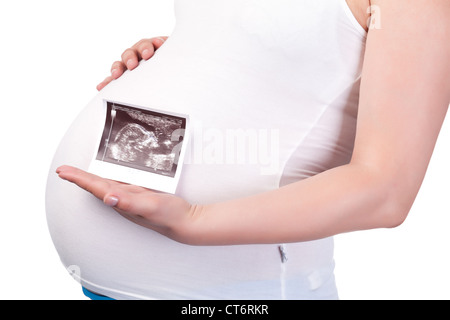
[46,0,450,299]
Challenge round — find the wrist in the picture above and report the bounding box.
[166,203,207,246]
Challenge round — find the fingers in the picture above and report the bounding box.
[151,36,168,50]
[121,48,140,70]
[56,165,190,238]
[56,165,154,213]
[97,36,168,91]
[57,166,135,210]
[96,75,113,91]
[96,60,127,90]
[110,60,127,79]
[56,165,112,201]
[122,37,166,69]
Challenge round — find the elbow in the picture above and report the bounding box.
[383,203,410,229]
[377,185,415,229]
[351,162,418,230]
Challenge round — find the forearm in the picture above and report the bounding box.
[182,163,406,246]
[179,0,450,247]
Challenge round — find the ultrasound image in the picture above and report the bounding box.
[96,101,186,177]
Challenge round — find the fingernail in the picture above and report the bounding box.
[111,69,119,78]
[56,165,68,174]
[142,49,150,59]
[126,59,135,69]
[104,196,119,207]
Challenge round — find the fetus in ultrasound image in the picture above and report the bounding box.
[96,101,186,178]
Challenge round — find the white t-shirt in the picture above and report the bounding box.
[46,0,367,299]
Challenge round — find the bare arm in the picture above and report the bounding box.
[180,0,450,245]
[58,0,450,246]
[181,0,450,245]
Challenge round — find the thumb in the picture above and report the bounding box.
[103,191,158,218]
[104,195,120,207]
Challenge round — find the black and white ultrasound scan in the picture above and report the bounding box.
[89,100,189,193]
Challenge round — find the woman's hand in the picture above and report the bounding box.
[96,37,168,91]
[56,165,196,243]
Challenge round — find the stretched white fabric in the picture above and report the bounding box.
[46,0,367,299]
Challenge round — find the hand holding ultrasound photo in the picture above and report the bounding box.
[89,100,189,193]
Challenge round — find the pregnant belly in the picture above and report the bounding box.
[45,47,336,299]
[44,57,291,300]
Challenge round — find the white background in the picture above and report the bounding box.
[1,0,449,300]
